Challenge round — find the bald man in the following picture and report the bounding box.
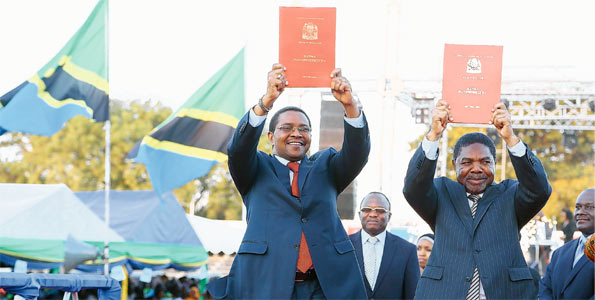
[539,188,594,300]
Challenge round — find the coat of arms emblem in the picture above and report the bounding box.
[466,58,482,73]
[302,22,318,40]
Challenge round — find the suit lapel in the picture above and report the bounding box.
[270,155,292,195]
[554,239,575,294]
[562,240,588,294]
[352,231,372,291]
[446,181,473,236]
[472,183,501,233]
[297,155,313,196]
[374,233,396,290]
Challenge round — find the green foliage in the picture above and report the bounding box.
[0,99,171,191]
[410,127,595,219]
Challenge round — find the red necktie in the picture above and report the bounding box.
[287,162,312,272]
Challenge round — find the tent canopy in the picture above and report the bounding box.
[186,214,245,254]
[0,184,207,271]
[75,190,208,271]
[0,184,123,269]
[76,190,200,246]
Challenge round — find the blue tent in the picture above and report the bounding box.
[75,190,208,271]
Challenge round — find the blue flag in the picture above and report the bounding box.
[0,0,108,136]
[132,48,245,195]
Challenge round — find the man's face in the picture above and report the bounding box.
[267,111,311,161]
[358,195,392,237]
[453,143,495,195]
[574,190,595,236]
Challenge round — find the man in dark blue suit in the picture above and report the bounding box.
[539,188,594,300]
[403,100,551,299]
[207,64,369,299]
[350,192,419,299]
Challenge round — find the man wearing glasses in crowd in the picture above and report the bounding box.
[350,192,419,299]
[207,64,370,299]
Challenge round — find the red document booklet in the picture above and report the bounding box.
[442,44,503,124]
[279,7,336,87]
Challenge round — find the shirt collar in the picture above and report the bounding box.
[466,192,484,198]
[274,155,300,166]
[579,234,589,244]
[361,229,387,245]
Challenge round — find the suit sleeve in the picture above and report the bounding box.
[227,111,265,195]
[329,112,371,193]
[538,247,557,300]
[510,143,552,227]
[403,145,439,230]
[403,244,420,300]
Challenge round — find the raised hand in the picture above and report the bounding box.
[490,102,520,146]
[427,99,452,141]
[330,68,359,118]
[255,63,287,116]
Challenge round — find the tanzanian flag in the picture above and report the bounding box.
[0,0,108,136]
[133,48,245,195]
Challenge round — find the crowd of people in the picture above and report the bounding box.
[203,64,593,300]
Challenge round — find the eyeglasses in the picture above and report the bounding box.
[575,204,595,212]
[276,125,311,134]
[360,207,389,214]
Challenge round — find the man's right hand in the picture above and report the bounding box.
[427,99,452,141]
[253,63,287,116]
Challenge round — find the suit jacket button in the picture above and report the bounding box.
[475,249,481,253]
[294,244,299,249]
[296,197,301,202]
[301,217,307,223]
[465,277,471,282]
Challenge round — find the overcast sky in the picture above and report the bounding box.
[1,0,593,111]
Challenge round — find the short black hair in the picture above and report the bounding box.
[360,191,391,211]
[268,106,312,133]
[453,132,496,161]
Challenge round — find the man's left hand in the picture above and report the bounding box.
[330,68,360,118]
[490,102,520,146]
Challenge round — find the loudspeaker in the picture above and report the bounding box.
[64,235,101,272]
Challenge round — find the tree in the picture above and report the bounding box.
[410,126,595,219]
[0,99,170,190]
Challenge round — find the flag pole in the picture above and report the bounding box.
[103,0,111,276]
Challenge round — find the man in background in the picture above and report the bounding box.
[539,188,594,300]
[350,192,419,299]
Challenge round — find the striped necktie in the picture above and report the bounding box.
[466,194,481,300]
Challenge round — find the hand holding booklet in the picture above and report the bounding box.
[442,44,503,124]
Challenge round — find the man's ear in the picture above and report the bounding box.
[268,131,274,145]
[451,159,456,170]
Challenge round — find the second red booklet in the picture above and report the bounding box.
[279,7,336,88]
[442,44,504,124]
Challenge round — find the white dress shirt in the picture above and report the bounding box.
[361,229,386,288]
[573,234,588,268]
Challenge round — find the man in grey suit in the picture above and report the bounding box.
[403,100,551,299]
